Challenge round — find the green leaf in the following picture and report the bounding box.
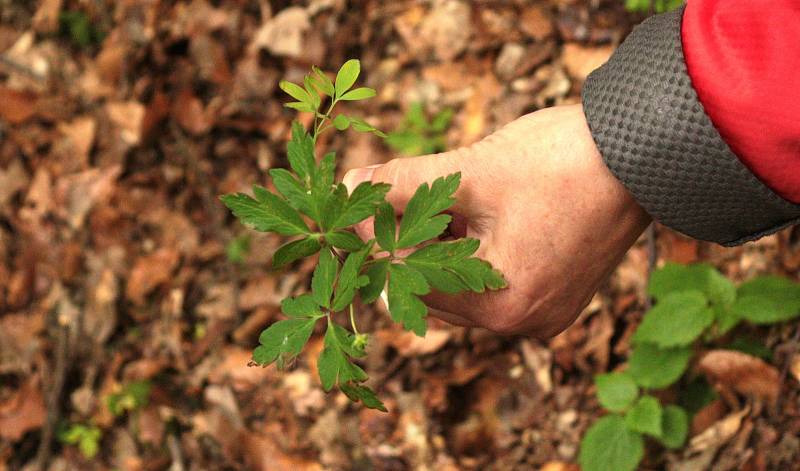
[405,239,506,294]
[281,294,323,318]
[287,121,316,181]
[340,87,377,101]
[360,259,389,304]
[273,237,322,268]
[732,276,800,324]
[270,168,311,213]
[221,186,310,236]
[311,66,335,96]
[595,372,639,412]
[387,264,430,336]
[303,75,321,109]
[396,173,460,249]
[350,117,387,137]
[333,182,391,229]
[628,344,691,389]
[317,183,347,233]
[333,114,350,130]
[318,322,368,391]
[648,263,735,310]
[624,395,663,437]
[374,202,396,253]
[285,101,316,113]
[579,415,644,471]
[332,244,373,311]
[340,382,387,411]
[334,59,361,97]
[633,291,714,347]
[253,318,318,366]
[659,405,689,449]
[280,80,312,106]
[325,230,365,251]
[312,249,338,308]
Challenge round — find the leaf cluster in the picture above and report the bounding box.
[59,423,102,459]
[386,102,453,156]
[580,263,800,471]
[221,60,506,410]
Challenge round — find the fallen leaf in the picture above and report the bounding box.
[540,463,580,471]
[106,100,146,145]
[0,160,29,210]
[0,311,45,374]
[698,350,780,404]
[125,248,180,305]
[377,329,451,356]
[790,353,800,383]
[172,88,212,135]
[418,0,472,61]
[688,407,749,453]
[0,376,47,441]
[520,6,554,41]
[248,7,310,58]
[32,0,63,33]
[54,165,122,229]
[520,340,553,394]
[0,86,38,124]
[561,44,614,82]
[57,116,96,168]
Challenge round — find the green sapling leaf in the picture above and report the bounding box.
[335,59,361,98]
[628,343,691,389]
[579,414,644,471]
[333,114,351,130]
[340,382,387,412]
[253,318,319,366]
[387,263,430,336]
[405,239,506,293]
[732,276,800,324]
[312,249,338,309]
[624,395,663,437]
[658,405,689,449]
[374,202,397,254]
[332,243,373,312]
[360,259,390,304]
[633,291,714,347]
[273,237,322,268]
[220,185,310,236]
[595,371,639,412]
[340,87,377,101]
[279,80,313,105]
[396,173,460,248]
[325,230,366,251]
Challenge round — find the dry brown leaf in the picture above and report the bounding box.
[0,86,38,124]
[520,6,554,41]
[790,353,800,383]
[57,116,96,168]
[106,100,146,145]
[0,160,29,209]
[0,311,44,374]
[172,88,212,135]
[540,463,580,471]
[418,0,472,62]
[560,44,614,82]
[698,350,780,404]
[377,329,451,357]
[54,165,121,229]
[32,0,63,33]
[125,248,180,305]
[0,376,46,441]
[242,432,324,471]
[520,340,553,394]
[248,7,310,58]
[688,407,749,453]
[196,283,236,321]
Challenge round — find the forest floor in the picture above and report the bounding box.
[1,1,799,470]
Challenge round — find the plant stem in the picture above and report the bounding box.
[313,99,338,143]
[349,304,359,335]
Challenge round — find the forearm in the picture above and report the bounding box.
[581,1,800,246]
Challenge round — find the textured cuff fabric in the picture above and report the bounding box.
[581,7,800,246]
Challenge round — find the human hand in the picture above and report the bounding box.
[344,104,651,338]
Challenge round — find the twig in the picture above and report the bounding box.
[644,224,658,310]
[34,316,71,470]
[167,434,186,471]
[775,323,800,411]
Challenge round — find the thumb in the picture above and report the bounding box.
[343,150,471,214]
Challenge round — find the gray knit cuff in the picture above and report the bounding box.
[581,7,800,246]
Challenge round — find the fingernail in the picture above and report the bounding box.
[343,165,379,192]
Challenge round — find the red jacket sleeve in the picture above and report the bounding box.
[682,0,800,204]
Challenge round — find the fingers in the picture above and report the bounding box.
[344,149,477,217]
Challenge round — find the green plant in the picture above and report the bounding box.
[579,263,800,471]
[624,0,684,14]
[221,60,505,411]
[59,423,102,459]
[226,233,251,264]
[106,380,151,417]
[59,11,104,48]
[386,103,452,156]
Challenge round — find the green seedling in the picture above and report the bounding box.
[580,263,800,471]
[106,380,151,417]
[386,102,453,156]
[221,60,506,411]
[624,0,684,13]
[59,423,102,459]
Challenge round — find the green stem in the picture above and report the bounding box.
[313,98,338,143]
[349,304,359,335]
